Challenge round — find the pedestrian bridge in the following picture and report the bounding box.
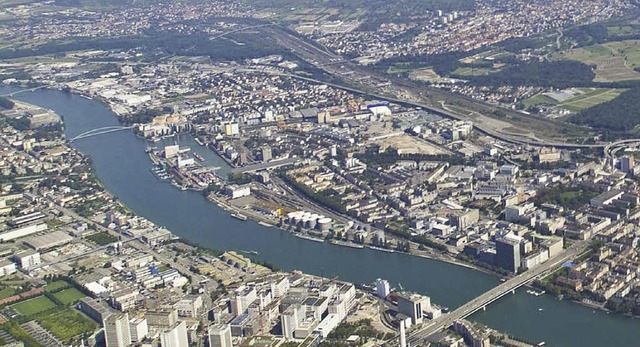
[69,126,134,143]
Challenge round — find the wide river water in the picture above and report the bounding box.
[4,85,640,346]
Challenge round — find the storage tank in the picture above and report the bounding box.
[287,212,298,225]
[307,218,317,229]
[318,218,333,232]
[293,212,303,225]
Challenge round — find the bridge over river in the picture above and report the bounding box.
[407,238,590,345]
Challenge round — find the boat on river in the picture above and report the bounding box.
[368,245,395,253]
[295,234,325,243]
[231,213,248,221]
[330,239,364,249]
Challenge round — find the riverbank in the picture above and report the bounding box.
[52,81,500,275]
[7,84,640,347]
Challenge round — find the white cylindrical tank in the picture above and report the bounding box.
[318,218,333,232]
[307,218,317,229]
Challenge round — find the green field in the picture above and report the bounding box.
[607,25,638,37]
[523,93,558,107]
[38,309,96,342]
[0,287,16,300]
[84,232,118,245]
[45,280,71,293]
[554,40,640,82]
[559,88,625,112]
[453,66,495,76]
[11,296,57,317]
[52,288,85,305]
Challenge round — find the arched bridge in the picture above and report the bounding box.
[0,85,47,97]
[69,126,134,143]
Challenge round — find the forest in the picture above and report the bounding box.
[569,87,640,132]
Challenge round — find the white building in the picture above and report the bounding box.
[164,145,180,159]
[0,223,48,242]
[104,313,132,347]
[208,324,233,347]
[375,278,390,298]
[130,317,148,342]
[281,304,305,340]
[225,123,239,136]
[225,185,251,199]
[175,295,203,317]
[270,277,290,298]
[231,286,257,316]
[160,321,189,347]
[13,250,41,270]
[0,259,17,277]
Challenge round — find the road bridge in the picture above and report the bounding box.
[407,239,590,345]
[604,139,640,160]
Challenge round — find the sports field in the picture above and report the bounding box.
[44,280,71,293]
[52,288,85,305]
[554,40,640,82]
[523,94,557,107]
[11,296,57,317]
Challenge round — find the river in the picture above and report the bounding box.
[3,85,640,346]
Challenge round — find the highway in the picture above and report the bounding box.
[259,25,606,150]
[406,239,590,345]
[231,157,301,174]
[604,138,640,160]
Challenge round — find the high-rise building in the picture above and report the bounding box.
[231,286,257,316]
[129,317,148,343]
[261,146,272,162]
[160,321,189,347]
[375,278,390,299]
[281,304,305,339]
[104,313,132,347]
[330,145,337,157]
[621,155,634,174]
[208,324,233,347]
[495,234,522,273]
[397,293,428,325]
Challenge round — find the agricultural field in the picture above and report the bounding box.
[38,309,96,342]
[452,66,495,76]
[559,88,625,112]
[523,88,624,113]
[554,40,640,82]
[52,288,85,305]
[11,296,56,317]
[607,25,638,36]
